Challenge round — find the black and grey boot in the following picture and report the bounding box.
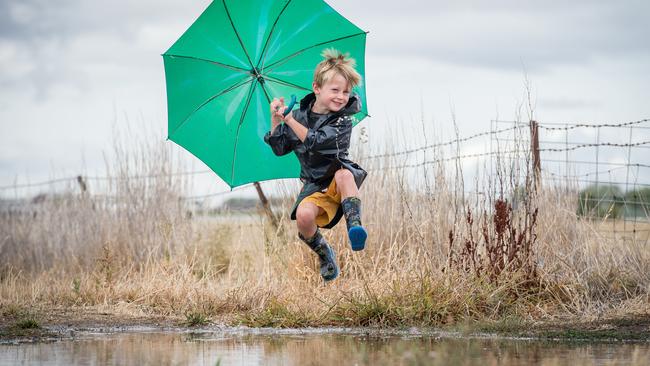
[299,229,339,282]
[341,197,367,251]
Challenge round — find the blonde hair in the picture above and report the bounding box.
[313,48,361,89]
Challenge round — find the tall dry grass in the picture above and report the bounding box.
[1,122,649,329]
[0,128,192,274]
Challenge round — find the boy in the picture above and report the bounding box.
[263,49,367,282]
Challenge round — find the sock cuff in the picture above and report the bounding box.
[299,228,321,244]
[342,196,361,204]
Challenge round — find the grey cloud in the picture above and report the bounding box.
[0,0,203,41]
[1,0,649,99]
[1,0,79,41]
[0,0,208,100]
[339,0,650,71]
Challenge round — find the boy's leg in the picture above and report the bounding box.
[334,169,367,251]
[296,202,339,281]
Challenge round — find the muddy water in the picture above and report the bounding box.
[1,328,648,365]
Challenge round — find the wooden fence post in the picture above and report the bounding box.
[253,181,280,230]
[76,175,88,194]
[529,120,541,188]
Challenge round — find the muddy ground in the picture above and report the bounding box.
[2,306,649,344]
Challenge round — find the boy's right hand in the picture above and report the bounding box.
[270,97,286,126]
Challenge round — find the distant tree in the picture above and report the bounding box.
[623,188,650,218]
[222,197,258,211]
[577,184,623,219]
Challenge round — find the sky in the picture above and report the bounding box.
[1,0,649,199]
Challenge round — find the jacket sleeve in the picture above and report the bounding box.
[264,123,296,156]
[303,116,352,155]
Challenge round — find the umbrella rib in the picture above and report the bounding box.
[263,31,367,72]
[169,77,253,138]
[164,54,249,73]
[259,82,272,104]
[222,0,255,69]
[356,111,371,119]
[255,0,294,70]
[230,79,259,185]
[265,75,312,92]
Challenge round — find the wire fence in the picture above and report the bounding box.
[2,118,649,240]
[491,118,650,241]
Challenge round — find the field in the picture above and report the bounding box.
[592,219,650,243]
[1,133,649,340]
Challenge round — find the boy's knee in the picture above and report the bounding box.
[334,169,353,184]
[296,206,316,227]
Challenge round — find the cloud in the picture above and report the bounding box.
[336,0,650,71]
[0,0,210,99]
[0,0,205,41]
[2,0,648,100]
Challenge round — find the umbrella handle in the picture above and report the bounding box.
[283,95,297,117]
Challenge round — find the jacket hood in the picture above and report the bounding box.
[298,92,362,117]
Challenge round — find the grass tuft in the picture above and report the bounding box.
[184,311,209,327]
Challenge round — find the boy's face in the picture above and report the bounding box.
[312,73,351,114]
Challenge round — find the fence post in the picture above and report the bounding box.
[76,175,88,194]
[529,120,541,188]
[253,181,280,230]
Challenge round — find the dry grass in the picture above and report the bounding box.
[1,125,649,331]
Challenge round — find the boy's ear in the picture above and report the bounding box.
[312,82,320,95]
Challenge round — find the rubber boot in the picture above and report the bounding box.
[341,197,367,251]
[299,229,339,282]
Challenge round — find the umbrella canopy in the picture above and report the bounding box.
[163,0,368,188]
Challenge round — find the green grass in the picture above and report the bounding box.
[237,299,313,328]
[184,311,209,327]
[15,318,39,330]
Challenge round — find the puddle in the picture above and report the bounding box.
[1,327,648,365]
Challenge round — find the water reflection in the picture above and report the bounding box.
[1,330,648,365]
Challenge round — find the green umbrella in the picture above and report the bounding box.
[163,0,368,188]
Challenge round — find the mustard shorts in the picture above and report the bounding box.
[301,179,341,227]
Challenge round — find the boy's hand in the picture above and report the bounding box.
[270,97,287,126]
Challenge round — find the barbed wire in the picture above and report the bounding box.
[0,170,215,191]
[3,118,649,194]
[538,118,650,131]
[539,140,650,153]
[367,150,530,171]
[542,160,650,168]
[496,138,650,149]
[542,176,650,188]
[0,183,259,208]
[574,197,650,205]
[494,118,650,130]
[0,177,80,190]
[179,184,254,201]
[0,125,523,190]
[543,166,629,180]
[85,170,213,181]
[363,126,520,160]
